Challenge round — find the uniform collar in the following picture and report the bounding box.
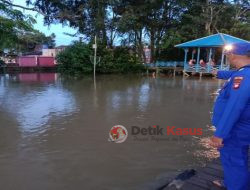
[237,64,250,70]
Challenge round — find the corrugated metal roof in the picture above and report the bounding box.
[175,33,249,48]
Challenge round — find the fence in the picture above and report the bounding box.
[146,61,184,67]
[17,56,55,67]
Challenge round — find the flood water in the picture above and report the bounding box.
[0,73,223,190]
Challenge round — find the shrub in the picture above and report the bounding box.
[56,42,92,74]
[56,42,146,75]
[97,46,146,73]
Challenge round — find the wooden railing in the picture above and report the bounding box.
[184,64,230,73]
[146,61,184,68]
[145,61,230,74]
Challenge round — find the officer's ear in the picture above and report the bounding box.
[246,50,250,58]
[227,54,234,62]
[227,54,238,67]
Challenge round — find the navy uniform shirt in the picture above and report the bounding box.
[212,65,250,143]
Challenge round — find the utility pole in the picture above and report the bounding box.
[93,35,97,78]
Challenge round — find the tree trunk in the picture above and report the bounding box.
[204,0,213,35]
[150,29,155,64]
[135,29,145,63]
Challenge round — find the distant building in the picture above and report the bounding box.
[0,50,18,65]
[1,54,18,65]
[143,46,151,64]
[21,44,48,56]
[42,46,67,57]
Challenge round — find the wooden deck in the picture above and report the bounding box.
[178,159,224,190]
[141,150,250,190]
[162,150,250,190]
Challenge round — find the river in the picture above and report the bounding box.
[0,73,223,190]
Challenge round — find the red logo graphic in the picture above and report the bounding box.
[109,125,128,143]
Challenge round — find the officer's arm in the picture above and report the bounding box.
[214,75,250,139]
[217,70,236,80]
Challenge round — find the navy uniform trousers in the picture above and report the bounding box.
[213,67,250,190]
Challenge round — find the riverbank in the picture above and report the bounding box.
[0,65,217,79]
[0,65,57,73]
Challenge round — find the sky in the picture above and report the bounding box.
[13,0,79,46]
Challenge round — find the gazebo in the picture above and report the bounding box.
[175,33,249,74]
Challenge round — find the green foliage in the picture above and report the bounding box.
[0,1,33,52]
[97,46,145,73]
[56,42,145,75]
[0,1,56,54]
[158,0,250,61]
[56,42,92,75]
[19,32,56,52]
[3,0,250,62]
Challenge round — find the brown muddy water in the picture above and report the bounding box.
[0,73,223,190]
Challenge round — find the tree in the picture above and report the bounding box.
[0,0,35,52]
[144,0,185,63]
[6,0,250,62]
[26,0,109,44]
[18,32,56,52]
[115,0,146,62]
[0,0,56,54]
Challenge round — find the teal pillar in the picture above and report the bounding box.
[184,49,188,71]
[220,50,225,70]
[208,48,212,73]
[184,48,188,71]
[191,50,194,60]
[196,48,200,72]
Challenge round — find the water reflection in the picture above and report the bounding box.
[0,73,76,133]
[0,74,225,190]
[138,83,150,111]
[18,73,57,83]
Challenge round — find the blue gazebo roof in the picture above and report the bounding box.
[175,33,249,48]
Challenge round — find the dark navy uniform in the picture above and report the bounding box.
[212,66,250,190]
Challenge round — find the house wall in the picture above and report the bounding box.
[38,57,55,67]
[17,56,55,67]
[18,56,37,67]
[42,49,57,57]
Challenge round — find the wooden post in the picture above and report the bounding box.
[196,48,200,72]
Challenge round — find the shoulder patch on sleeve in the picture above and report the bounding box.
[233,76,243,89]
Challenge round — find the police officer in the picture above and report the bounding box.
[210,42,250,190]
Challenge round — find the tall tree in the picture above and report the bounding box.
[0,0,35,52]
[115,0,146,61]
[144,0,185,63]
[8,0,250,62]
[0,0,56,54]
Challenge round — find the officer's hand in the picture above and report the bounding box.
[209,136,223,148]
[212,69,218,76]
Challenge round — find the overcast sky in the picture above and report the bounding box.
[13,0,79,46]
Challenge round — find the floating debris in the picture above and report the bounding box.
[206,124,216,132]
[210,89,221,96]
[193,137,219,160]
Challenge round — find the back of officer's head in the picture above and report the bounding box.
[226,42,250,68]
